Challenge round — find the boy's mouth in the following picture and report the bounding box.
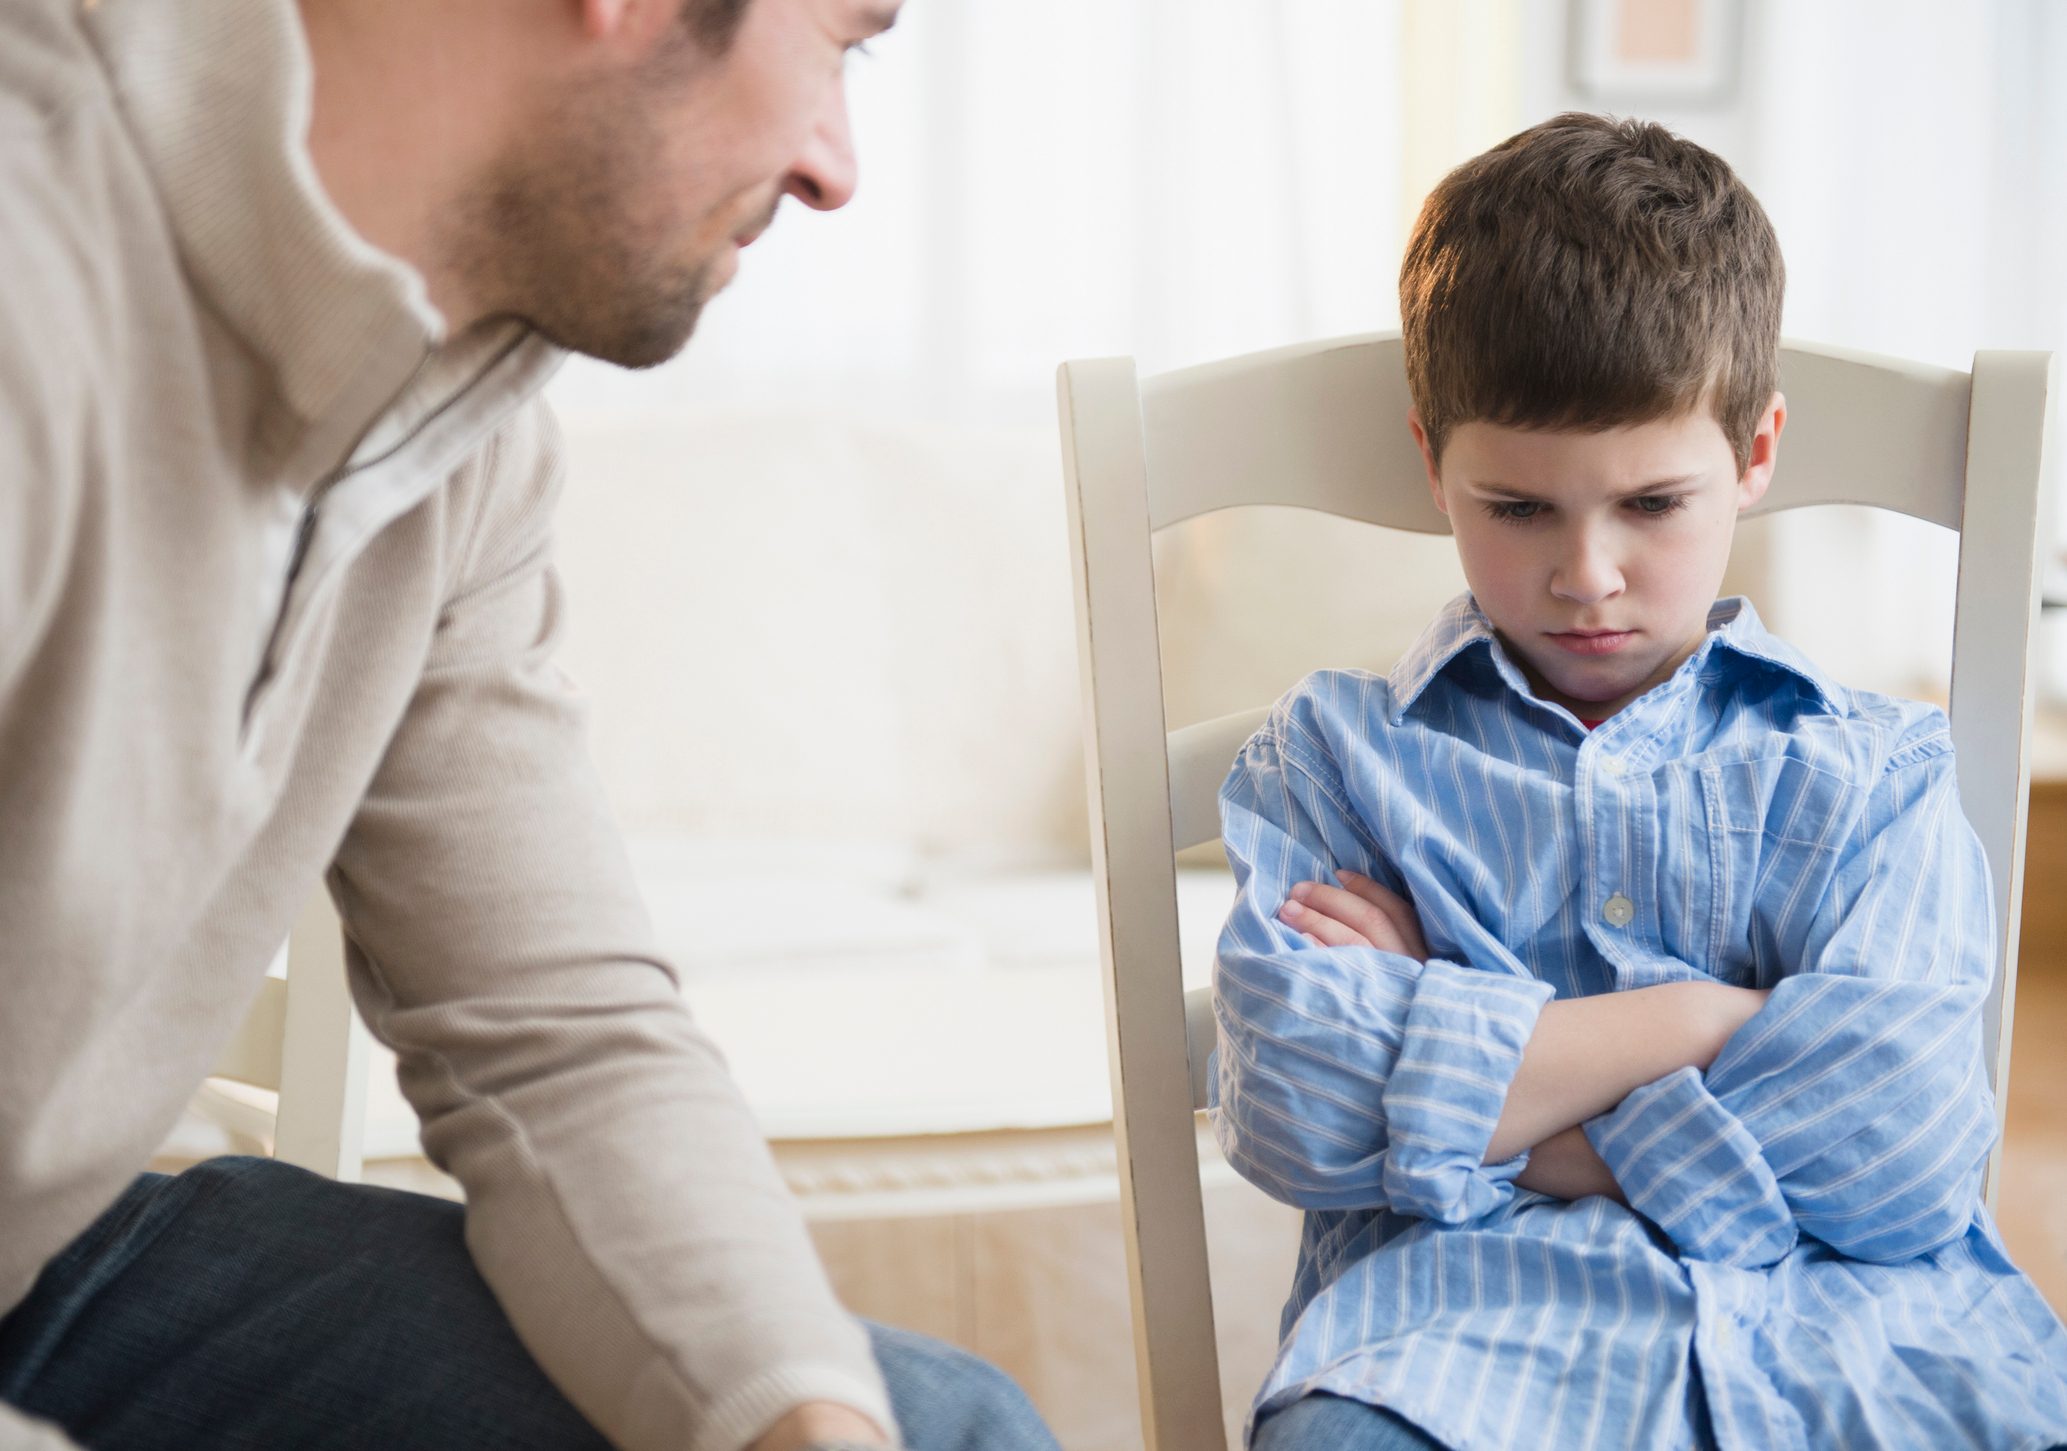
[1547,629,1636,656]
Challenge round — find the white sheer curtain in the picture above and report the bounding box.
[547,0,1408,426]
[546,1,2067,858]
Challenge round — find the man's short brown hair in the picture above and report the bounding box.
[680,0,752,52]
[1400,112,1783,472]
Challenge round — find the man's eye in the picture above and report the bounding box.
[845,40,875,59]
[1631,494,1689,517]
[1485,500,1544,522]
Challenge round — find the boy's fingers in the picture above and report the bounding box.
[1334,870,1413,918]
[1287,883,1400,952]
[1279,897,1374,949]
[1296,881,1392,937]
[1336,871,1430,959]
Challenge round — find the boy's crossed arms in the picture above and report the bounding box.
[1211,698,1996,1270]
[1279,866,1766,1205]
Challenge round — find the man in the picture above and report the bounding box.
[0,2,1059,1449]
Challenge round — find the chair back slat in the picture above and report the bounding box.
[1170,708,1275,854]
[1140,334,1978,530]
[1759,343,1970,525]
[1143,335,1441,534]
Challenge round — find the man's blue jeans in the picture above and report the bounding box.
[0,1157,1060,1450]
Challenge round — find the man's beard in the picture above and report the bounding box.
[447,75,736,369]
[457,170,723,370]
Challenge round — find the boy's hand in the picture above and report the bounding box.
[1278,870,1429,961]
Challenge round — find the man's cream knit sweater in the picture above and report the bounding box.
[0,2,892,1447]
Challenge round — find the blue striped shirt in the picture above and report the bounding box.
[1213,594,2067,1450]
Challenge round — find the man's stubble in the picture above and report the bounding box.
[446,65,727,370]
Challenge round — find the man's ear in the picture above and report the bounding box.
[1408,410,1448,515]
[577,0,673,45]
[1737,391,1785,512]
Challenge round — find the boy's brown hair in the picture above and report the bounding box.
[1400,112,1783,472]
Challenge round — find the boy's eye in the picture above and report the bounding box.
[1630,494,1690,517]
[1484,500,1545,523]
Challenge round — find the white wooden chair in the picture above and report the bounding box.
[1057,332,2056,1451]
[199,889,373,1180]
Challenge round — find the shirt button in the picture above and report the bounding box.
[1603,894,1635,928]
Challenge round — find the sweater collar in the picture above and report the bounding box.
[81,0,453,427]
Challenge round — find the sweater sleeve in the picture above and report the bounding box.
[1586,727,1994,1268]
[1213,708,1554,1221]
[0,175,84,704]
[329,399,892,1451]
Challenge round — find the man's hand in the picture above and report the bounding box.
[1277,870,1429,960]
[748,1403,895,1451]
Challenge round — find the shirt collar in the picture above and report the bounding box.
[1386,594,1846,725]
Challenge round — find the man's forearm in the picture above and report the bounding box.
[1484,981,1766,1164]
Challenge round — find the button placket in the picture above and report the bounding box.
[1584,741,1623,947]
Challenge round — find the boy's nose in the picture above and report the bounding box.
[1551,539,1625,605]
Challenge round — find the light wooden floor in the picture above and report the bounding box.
[1996,773,2065,1309]
[1999,951,2067,1311]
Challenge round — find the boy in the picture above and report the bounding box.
[1212,113,2067,1451]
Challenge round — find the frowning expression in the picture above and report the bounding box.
[1413,399,1783,721]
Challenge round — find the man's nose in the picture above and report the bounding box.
[785,82,857,211]
[1551,532,1625,604]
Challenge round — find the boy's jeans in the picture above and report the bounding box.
[1251,1393,1443,1451]
[0,1156,1059,1451]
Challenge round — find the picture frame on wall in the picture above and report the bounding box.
[1568,0,1744,108]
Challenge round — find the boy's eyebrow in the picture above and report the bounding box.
[856,5,899,35]
[1467,475,1704,502]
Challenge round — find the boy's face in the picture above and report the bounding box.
[1413,397,1784,722]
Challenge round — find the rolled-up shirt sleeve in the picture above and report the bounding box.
[1214,712,1554,1222]
[1587,727,1994,1267]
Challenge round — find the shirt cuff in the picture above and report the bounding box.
[1586,1065,1797,1268]
[1378,960,1554,1223]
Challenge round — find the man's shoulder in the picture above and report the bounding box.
[0,0,100,140]
[0,29,128,423]
[437,393,569,586]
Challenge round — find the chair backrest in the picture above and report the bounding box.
[1058,331,2054,1451]
[205,890,372,1181]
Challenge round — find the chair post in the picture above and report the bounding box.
[274,888,372,1181]
[1949,350,2056,1210]
[1058,358,1228,1451]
